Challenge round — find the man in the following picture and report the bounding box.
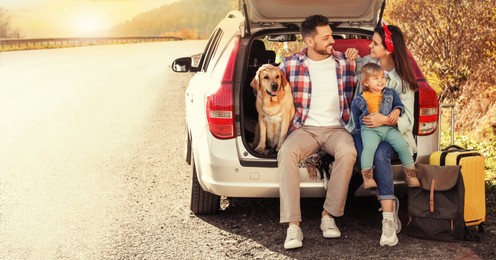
[278,15,358,249]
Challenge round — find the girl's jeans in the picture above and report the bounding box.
[354,133,397,200]
[360,126,414,170]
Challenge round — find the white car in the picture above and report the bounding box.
[172,0,439,214]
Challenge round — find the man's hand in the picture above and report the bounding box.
[344,48,359,60]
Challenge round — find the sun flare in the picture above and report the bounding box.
[72,12,108,35]
[4,0,179,38]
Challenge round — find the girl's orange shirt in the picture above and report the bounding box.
[363,91,383,113]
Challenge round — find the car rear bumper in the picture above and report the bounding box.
[193,134,329,197]
[193,132,436,198]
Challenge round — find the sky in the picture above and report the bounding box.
[2,0,180,38]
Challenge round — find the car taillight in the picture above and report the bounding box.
[206,36,239,139]
[409,53,439,136]
[417,81,439,135]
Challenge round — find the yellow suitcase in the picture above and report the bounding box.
[430,145,486,230]
[430,104,486,230]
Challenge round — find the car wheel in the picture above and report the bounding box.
[190,153,220,214]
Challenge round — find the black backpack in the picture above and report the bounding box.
[406,163,466,241]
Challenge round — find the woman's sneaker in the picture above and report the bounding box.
[394,196,401,233]
[380,218,399,246]
[284,224,303,249]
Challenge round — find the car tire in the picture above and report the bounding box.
[190,153,220,215]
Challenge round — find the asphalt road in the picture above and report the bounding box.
[0,41,208,259]
[0,41,494,259]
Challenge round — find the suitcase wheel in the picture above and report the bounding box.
[477,223,484,233]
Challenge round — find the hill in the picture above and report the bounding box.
[108,0,237,39]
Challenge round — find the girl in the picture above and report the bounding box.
[352,63,420,190]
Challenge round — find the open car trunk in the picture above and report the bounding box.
[240,30,375,160]
[238,0,387,160]
[238,32,427,165]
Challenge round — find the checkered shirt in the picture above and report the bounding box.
[279,48,356,133]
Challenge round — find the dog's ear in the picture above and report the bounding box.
[250,69,261,91]
[251,65,269,91]
[280,69,289,90]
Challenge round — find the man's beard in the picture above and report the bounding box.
[315,44,333,56]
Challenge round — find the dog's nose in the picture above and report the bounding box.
[271,82,278,91]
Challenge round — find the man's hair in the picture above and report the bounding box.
[301,15,329,38]
[360,63,384,92]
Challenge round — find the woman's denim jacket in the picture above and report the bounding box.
[351,87,404,133]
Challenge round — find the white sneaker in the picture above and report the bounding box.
[284,224,303,249]
[380,218,399,246]
[394,196,402,233]
[320,215,341,238]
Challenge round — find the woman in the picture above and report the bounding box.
[354,24,418,247]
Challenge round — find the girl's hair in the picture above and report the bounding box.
[374,24,418,93]
[360,63,384,92]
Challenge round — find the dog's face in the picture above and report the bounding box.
[250,64,288,97]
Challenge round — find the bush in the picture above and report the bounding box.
[161,29,199,40]
[386,0,496,101]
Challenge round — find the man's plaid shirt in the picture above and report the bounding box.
[279,48,357,133]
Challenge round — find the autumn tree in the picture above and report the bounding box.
[386,0,496,101]
[110,0,237,39]
[0,7,20,38]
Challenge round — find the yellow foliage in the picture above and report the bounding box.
[161,28,199,40]
[385,0,496,140]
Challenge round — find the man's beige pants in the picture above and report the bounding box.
[278,125,357,223]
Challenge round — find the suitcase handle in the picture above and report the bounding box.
[438,104,455,150]
[443,144,470,152]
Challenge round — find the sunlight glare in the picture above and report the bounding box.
[72,12,108,35]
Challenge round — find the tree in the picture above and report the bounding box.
[386,0,496,139]
[0,7,20,38]
[109,0,236,38]
[386,0,496,101]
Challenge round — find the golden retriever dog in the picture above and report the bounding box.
[250,64,295,154]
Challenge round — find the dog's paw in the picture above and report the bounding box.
[255,145,266,154]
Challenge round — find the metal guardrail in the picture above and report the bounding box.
[0,36,182,51]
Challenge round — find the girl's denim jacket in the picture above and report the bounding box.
[346,55,417,154]
[351,87,404,133]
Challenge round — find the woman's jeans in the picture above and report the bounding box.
[354,133,397,200]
